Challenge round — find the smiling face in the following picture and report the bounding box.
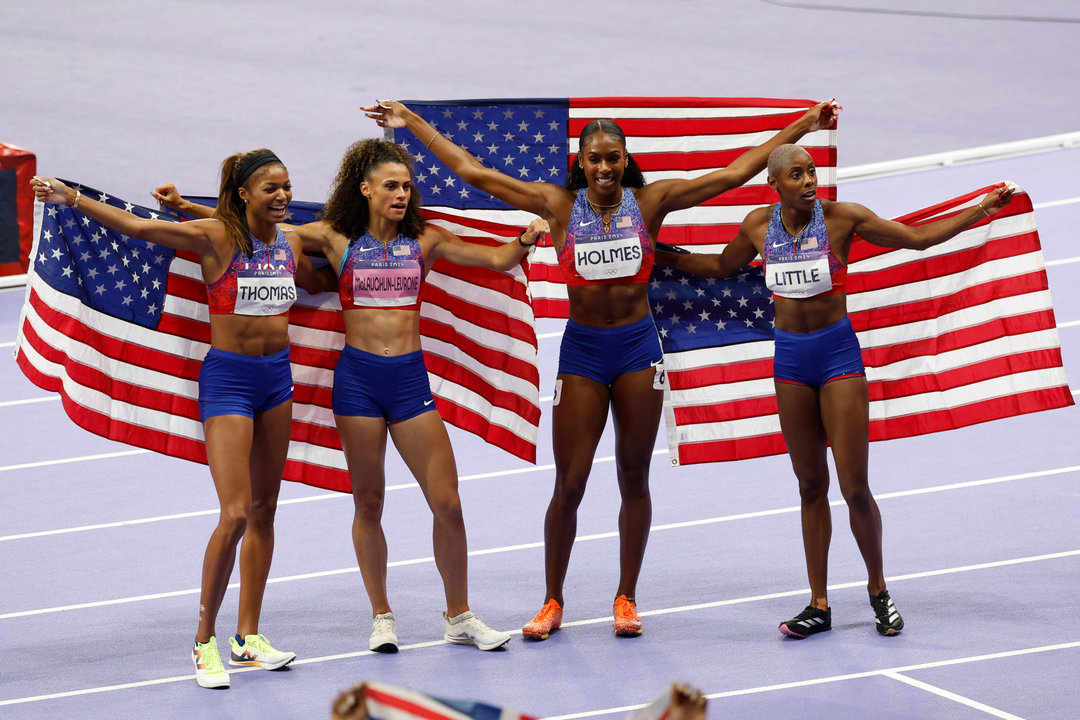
[767,146,817,211]
[361,161,412,223]
[579,132,627,198]
[237,164,292,223]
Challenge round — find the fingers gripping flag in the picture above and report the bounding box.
[656,184,1074,465]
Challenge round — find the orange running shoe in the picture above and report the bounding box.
[613,595,642,637]
[522,599,563,640]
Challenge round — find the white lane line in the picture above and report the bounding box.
[3,456,1076,548]
[545,642,1080,720]
[0,341,15,348]
[1057,320,1080,328]
[1035,197,1080,210]
[0,448,149,474]
[0,396,60,408]
[3,500,1076,620]
[883,671,1023,720]
[1046,257,1080,267]
[8,637,1077,710]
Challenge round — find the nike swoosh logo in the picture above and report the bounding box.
[359,246,378,251]
[580,219,597,227]
[424,399,434,406]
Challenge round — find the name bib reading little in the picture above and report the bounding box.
[765,253,833,299]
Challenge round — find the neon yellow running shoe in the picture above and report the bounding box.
[192,636,230,689]
[228,633,297,670]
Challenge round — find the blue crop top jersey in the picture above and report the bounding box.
[762,200,846,299]
[338,232,425,311]
[557,189,653,286]
[206,227,297,316]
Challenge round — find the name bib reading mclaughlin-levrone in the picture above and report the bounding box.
[765,253,833,299]
[351,266,420,307]
[235,276,297,315]
[574,227,642,281]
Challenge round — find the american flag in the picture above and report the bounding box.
[658,184,1075,465]
[14,184,539,494]
[346,682,536,720]
[337,680,672,720]
[389,97,837,318]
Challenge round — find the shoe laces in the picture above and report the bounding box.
[196,638,225,672]
[373,614,395,634]
[534,599,561,623]
[614,595,639,620]
[793,605,825,622]
[245,634,273,653]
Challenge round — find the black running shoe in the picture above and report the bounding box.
[779,605,831,639]
[869,590,904,636]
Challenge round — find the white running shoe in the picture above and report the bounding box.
[443,610,511,651]
[370,612,399,653]
[192,636,230,689]
[228,633,297,670]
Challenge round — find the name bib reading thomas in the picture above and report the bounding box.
[235,276,296,315]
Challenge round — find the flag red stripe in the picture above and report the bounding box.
[851,273,1048,332]
[847,230,1039,295]
[568,110,813,137]
[16,351,208,461]
[434,399,537,464]
[861,311,1058,367]
[632,147,837,174]
[867,388,1075,440]
[422,351,541,423]
[570,96,821,109]
[29,287,202,380]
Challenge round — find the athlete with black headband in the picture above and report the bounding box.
[33,149,334,689]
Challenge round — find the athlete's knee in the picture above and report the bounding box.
[796,473,830,504]
[616,471,650,501]
[352,490,385,524]
[552,472,589,508]
[840,478,874,512]
[428,490,463,524]
[217,504,249,542]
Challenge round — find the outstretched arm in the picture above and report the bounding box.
[842,185,1014,251]
[32,177,217,255]
[364,101,568,218]
[646,100,840,215]
[428,217,548,271]
[654,214,763,277]
[152,182,216,219]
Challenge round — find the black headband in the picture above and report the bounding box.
[235,150,283,187]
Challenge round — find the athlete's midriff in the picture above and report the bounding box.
[566,284,651,327]
[208,314,291,355]
[773,293,848,334]
[341,307,422,356]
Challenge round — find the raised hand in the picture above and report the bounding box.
[979,183,1015,216]
[804,98,842,132]
[362,100,408,129]
[30,176,74,206]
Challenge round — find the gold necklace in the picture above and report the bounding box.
[586,189,623,213]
